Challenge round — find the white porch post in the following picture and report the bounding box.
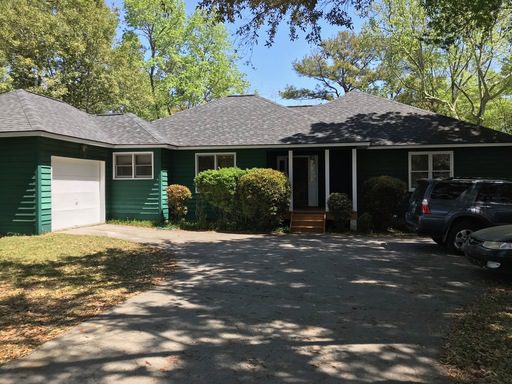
[351,148,358,231]
[325,149,330,211]
[288,149,293,211]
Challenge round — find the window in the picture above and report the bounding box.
[477,183,512,204]
[113,152,153,179]
[276,156,289,175]
[431,181,472,200]
[195,153,236,175]
[409,151,453,191]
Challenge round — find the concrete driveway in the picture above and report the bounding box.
[0,225,485,384]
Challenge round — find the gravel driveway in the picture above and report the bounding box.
[0,225,485,383]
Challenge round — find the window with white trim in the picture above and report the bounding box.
[409,151,453,190]
[113,152,153,179]
[195,153,236,175]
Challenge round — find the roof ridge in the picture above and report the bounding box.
[251,94,319,123]
[15,90,43,131]
[125,113,165,143]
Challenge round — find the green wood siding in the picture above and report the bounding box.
[160,149,170,221]
[356,147,512,212]
[168,148,267,218]
[0,138,38,234]
[110,148,165,221]
[36,139,168,229]
[36,137,112,232]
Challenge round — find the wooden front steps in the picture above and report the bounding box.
[290,211,326,233]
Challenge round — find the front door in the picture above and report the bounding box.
[292,155,319,208]
[293,157,309,208]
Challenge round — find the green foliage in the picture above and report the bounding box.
[368,0,512,127]
[166,184,192,220]
[0,0,121,113]
[357,212,374,233]
[238,168,290,230]
[327,192,353,230]
[280,31,382,101]
[124,0,248,118]
[198,0,369,45]
[0,0,247,119]
[194,167,248,226]
[362,176,407,231]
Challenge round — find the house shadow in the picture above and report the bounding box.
[0,234,506,384]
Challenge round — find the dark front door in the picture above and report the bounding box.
[293,157,308,208]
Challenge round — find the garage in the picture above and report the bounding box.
[51,156,105,231]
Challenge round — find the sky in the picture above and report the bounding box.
[111,0,363,106]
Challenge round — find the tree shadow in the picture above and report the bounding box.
[0,234,493,383]
[0,246,174,363]
[279,111,512,145]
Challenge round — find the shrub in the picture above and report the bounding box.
[166,184,192,220]
[239,168,290,229]
[327,192,352,231]
[194,167,248,225]
[357,212,373,233]
[362,176,407,231]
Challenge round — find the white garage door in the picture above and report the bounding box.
[51,156,105,231]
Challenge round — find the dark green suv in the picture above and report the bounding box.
[406,178,512,253]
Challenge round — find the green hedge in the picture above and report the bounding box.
[239,168,290,230]
[362,176,407,231]
[194,167,290,230]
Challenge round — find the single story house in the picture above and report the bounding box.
[1,89,512,234]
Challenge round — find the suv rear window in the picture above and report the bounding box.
[430,181,472,200]
[476,183,512,204]
[411,180,429,201]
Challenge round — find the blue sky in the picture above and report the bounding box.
[111,0,362,105]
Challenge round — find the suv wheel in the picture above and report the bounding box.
[447,220,482,254]
[431,236,444,245]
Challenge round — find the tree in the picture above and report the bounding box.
[197,0,510,46]
[423,0,512,44]
[110,32,156,120]
[125,0,248,117]
[0,0,120,113]
[371,0,512,125]
[280,31,381,101]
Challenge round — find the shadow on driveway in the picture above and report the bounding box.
[0,233,488,384]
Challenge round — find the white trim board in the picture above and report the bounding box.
[2,131,512,150]
[369,143,512,149]
[112,151,154,180]
[408,151,454,191]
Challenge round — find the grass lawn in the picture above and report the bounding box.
[443,283,512,384]
[0,234,174,365]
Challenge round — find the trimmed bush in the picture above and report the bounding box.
[239,168,290,229]
[362,176,407,231]
[194,167,248,225]
[166,184,192,220]
[327,192,352,231]
[357,212,373,233]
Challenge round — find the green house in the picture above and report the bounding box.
[1,89,512,234]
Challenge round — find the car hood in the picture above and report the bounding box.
[472,225,512,242]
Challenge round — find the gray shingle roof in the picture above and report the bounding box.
[0,90,161,145]
[1,89,511,147]
[287,92,512,145]
[151,95,319,146]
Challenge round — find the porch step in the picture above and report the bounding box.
[290,212,326,234]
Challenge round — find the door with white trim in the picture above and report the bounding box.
[51,156,105,231]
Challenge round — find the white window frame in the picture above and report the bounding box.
[195,152,237,176]
[195,153,237,192]
[113,152,154,180]
[408,151,454,191]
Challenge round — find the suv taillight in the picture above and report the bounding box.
[421,199,431,214]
